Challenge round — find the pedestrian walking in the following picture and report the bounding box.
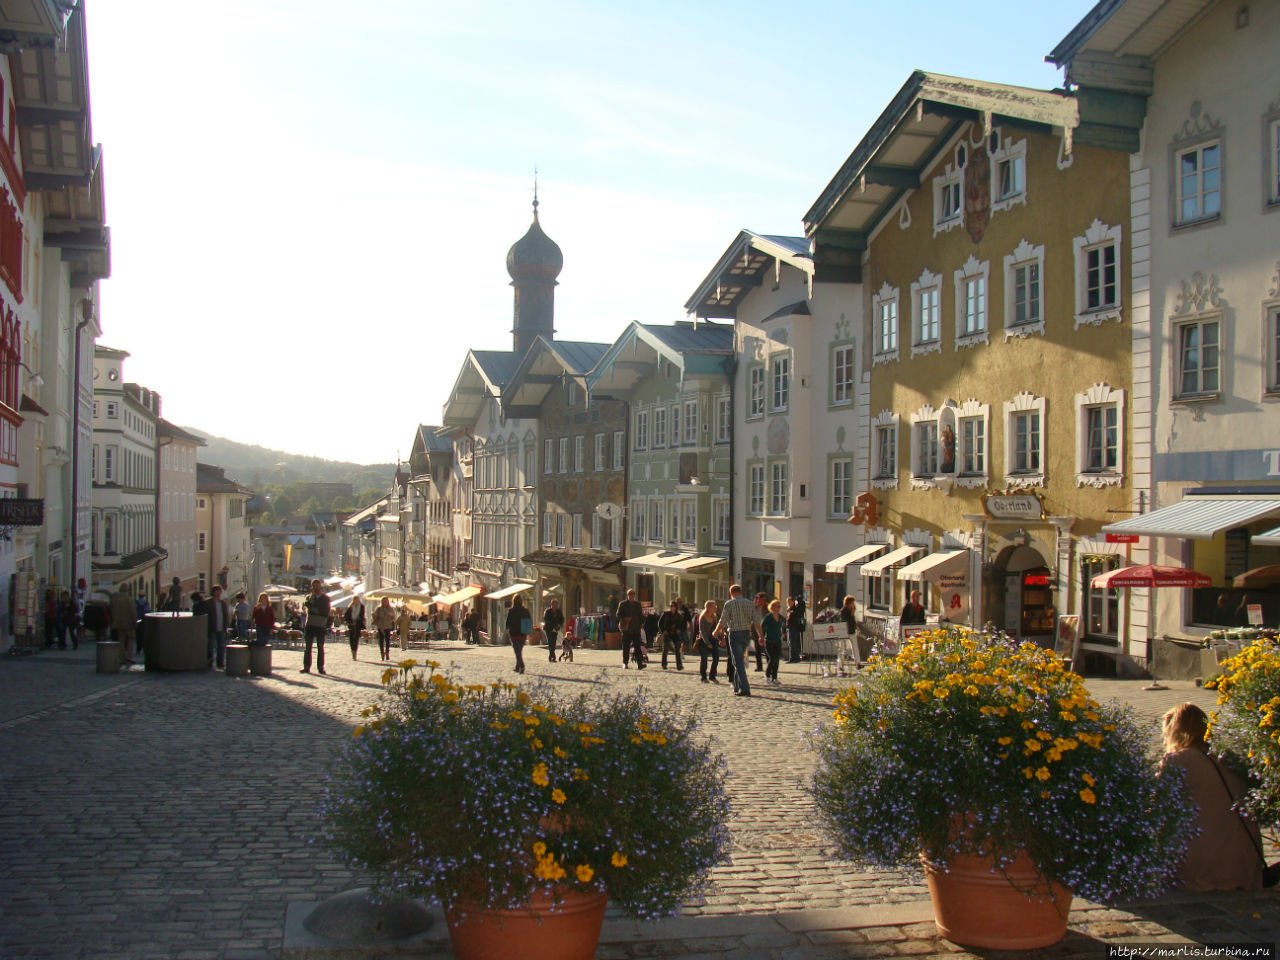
[43,588,60,649]
[344,595,366,659]
[301,579,330,675]
[233,592,251,640]
[506,595,530,673]
[58,590,77,650]
[251,592,275,645]
[751,593,768,672]
[559,619,575,661]
[658,599,685,670]
[205,585,230,669]
[371,597,395,661]
[542,598,564,662]
[785,595,806,663]
[616,589,645,669]
[720,585,754,697]
[642,607,659,652]
[840,595,862,671]
[697,600,720,683]
[109,583,137,664]
[762,599,785,685]
[396,604,412,651]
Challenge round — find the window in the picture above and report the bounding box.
[682,399,697,444]
[769,460,789,515]
[874,419,897,483]
[748,464,765,515]
[714,499,730,546]
[1003,240,1045,338]
[558,437,569,473]
[953,255,989,347]
[668,501,679,544]
[629,498,645,542]
[681,501,696,544]
[866,566,892,612]
[543,438,554,474]
[989,131,1027,212]
[633,411,648,450]
[831,344,855,404]
[770,355,790,411]
[1073,220,1122,326]
[830,458,852,518]
[873,283,899,364]
[573,435,584,473]
[104,445,116,482]
[198,531,207,552]
[915,421,938,477]
[1175,318,1220,399]
[572,512,583,549]
[567,383,579,407]
[106,401,118,419]
[594,433,605,471]
[610,516,622,552]
[1082,554,1120,642]
[715,396,731,442]
[959,415,985,477]
[92,400,98,418]
[933,145,965,234]
[1175,141,1221,225]
[613,430,625,469]
[1268,306,1280,395]
[910,269,942,356]
[653,406,667,447]
[748,366,765,418]
[1003,392,1046,486]
[1270,118,1280,205]
[649,498,664,542]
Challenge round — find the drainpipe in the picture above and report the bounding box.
[68,298,94,591]
[725,353,738,586]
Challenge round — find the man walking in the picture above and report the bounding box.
[109,583,138,665]
[542,598,564,663]
[720,585,755,697]
[658,599,685,670]
[301,579,330,675]
[786,595,806,663]
[206,585,231,669]
[616,588,645,669]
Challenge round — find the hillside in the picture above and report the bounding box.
[184,428,397,491]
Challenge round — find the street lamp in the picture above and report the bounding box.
[0,358,43,388]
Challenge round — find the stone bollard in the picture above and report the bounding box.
[249,644,272,677]
[225,644,250,677]
[96,641,122,674]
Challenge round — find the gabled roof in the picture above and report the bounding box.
[802,71,1078,282]
[1046,0,1215,76]
[585,321,734,398]
[684,230,812,320]
[158,419,206,446]
[196,462,252,495]
[343,496,390,526]
[500,337,610,417]
[442,349,519,429]
[414,424,451,454]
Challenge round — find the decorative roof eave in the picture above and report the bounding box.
[0,0,75,53]
[499,336,595,413]
[1046,0,1215,73]
[442,351,503,428]
[802,71,1080,239]
[683,230,813,318]
[584,322,733,398]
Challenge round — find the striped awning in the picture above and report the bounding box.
[437,585,483,605]
[1252,526,1280,546]
[860,544,926,576]
[1102,495,1280,540]
[826,543,888,572]
[620,552,691,571]
[896,549,968,581]
[485,583,534,601]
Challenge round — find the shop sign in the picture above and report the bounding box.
[0,498,43,526]
[982,491,1045,521]
[936,569,970,627]
[1105,533,1139,543]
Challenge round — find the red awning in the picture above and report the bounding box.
[1091,564,1212,590]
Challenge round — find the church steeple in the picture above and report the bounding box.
[506,181,562,355]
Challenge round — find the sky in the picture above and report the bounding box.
[85,0,1089,465]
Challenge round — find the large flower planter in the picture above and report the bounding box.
[444,887,608,960]
[922,848,1071,949]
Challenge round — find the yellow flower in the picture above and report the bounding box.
[398,658,419,669]
[1035,766,1051,781]
[997,737,1012,746]
[1082,773,1095,787]
[934,687,951,699]
[532,763,549,787]
[381,668,396,685]
[352,725,364,737]
[1079,788,1097,804]
[963,685,980,696]
[533,841,547,856]
[551,788,567,804]
[611,852,628,868]
[1024,739,1042,753]
[574,864,594,883]
[553,747,568,759]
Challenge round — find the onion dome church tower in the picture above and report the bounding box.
[506,186,563,355]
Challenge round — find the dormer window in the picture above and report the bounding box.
[989,130,1028,213]
[933,142,966,235]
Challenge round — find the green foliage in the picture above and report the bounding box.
[1205,632,1280,823]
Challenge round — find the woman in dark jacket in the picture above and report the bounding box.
[59,590,79,650]
[506,596,530,674]
[343,596,366,659]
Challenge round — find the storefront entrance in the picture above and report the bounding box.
[991,545,1055,645]
[740,557,773,599]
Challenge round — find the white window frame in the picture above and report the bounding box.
[1074,384,1125,488]
[543,510,554,546]
[680,500,697,545]
[910,269,942,357]
[748,366,766,418]
[104,444,117,482]
[715,395,731,442]
[713,497,730,546]
[871,410,899,490]
[1003,239,1046,339]
[572,512,584,549]
[829,457,853,519]
[1073,219,1123,327]
[748,463,765,516]
[1173,316,1221,400]
[633,410,648,450]
[555,513,567,549]
[910,406,939,483]
[667,500,679,545]
[652,406,667,448]
[558,437,569,474]
[612,430,625,469]
[573,435,585,473]
[989,131,1027,213]
[594,433,605,471]
[197,530,207,552]
[831,343,855,404]
[1266,303,1280,396]
[1268,116,1280,207]
[954,399,990,489]
[933,144,966,235]
[768,459,789,516]
[610,516,622,552]
[629,498,645,543]
[770,354,791,412]
[682,399,698,445]
[649,496,664,543]
[872,282,900,365]
[952,255,990,350]
[1174,139,1222,226]
[1003,392,1047,488]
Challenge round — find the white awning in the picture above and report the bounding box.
[1253,526,1280,546]
[826,543,888,572]
[663,555,727,574]
[620,552,691,570]
[860,544,926,576]
[1101,495,1280,540]
[486,582,534,601]
[437,585,483,605]
[897,549,969,581]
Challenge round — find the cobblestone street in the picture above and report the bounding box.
[2,639,1278,959]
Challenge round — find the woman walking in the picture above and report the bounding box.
[840,594,862,671]
[697,600,721,683]
[762,599,785,685]
[506,596,530,674]
[371,597,396,661]
[251,593,275,645]
[344,595,366,659]
[58,589,79,650]
[396,604,413,651]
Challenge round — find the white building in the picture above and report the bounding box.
[157,419,203,600]
[195,463,252,599]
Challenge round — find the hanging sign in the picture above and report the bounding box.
[982,491,1045,521]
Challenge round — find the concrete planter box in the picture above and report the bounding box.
[143,613,208,671]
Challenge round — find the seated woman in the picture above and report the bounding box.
[1161,702,1263,891]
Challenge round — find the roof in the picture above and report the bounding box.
[500,337,611,416]
[471,350,521,388]
[158,419,207,445]
[585,321,735,398]
[343,496,390,526]
[684,230,813,319]
[196,462,252,495]
[415,424,451,454]
[442,349,520,428]
[522,549,622,572]
[1046,0,1216,71]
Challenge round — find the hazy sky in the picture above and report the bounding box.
[86,1,1086,465]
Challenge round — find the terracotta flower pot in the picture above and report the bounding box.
[922,848,1071,949]
[444,887,608,960]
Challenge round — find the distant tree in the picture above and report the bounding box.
[356,487,385,507]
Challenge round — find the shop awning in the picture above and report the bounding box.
[1254,526,1280,546]
[860,544,926,576]
[896,549,969,581]
[1101,495,1280,540]
[663,555,727,573]
[437,585,483,605]
[826,543,888,572]
[620,552,691,571]
[486,582,534,601]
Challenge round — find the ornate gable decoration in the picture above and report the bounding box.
[1170,100,1223,147]
[1173,272,1223,315]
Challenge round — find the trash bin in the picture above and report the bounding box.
[96,641,122,674]
[225,644,250,677]
[249,644,272,677]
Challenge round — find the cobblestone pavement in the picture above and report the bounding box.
[1,638,1277,959]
